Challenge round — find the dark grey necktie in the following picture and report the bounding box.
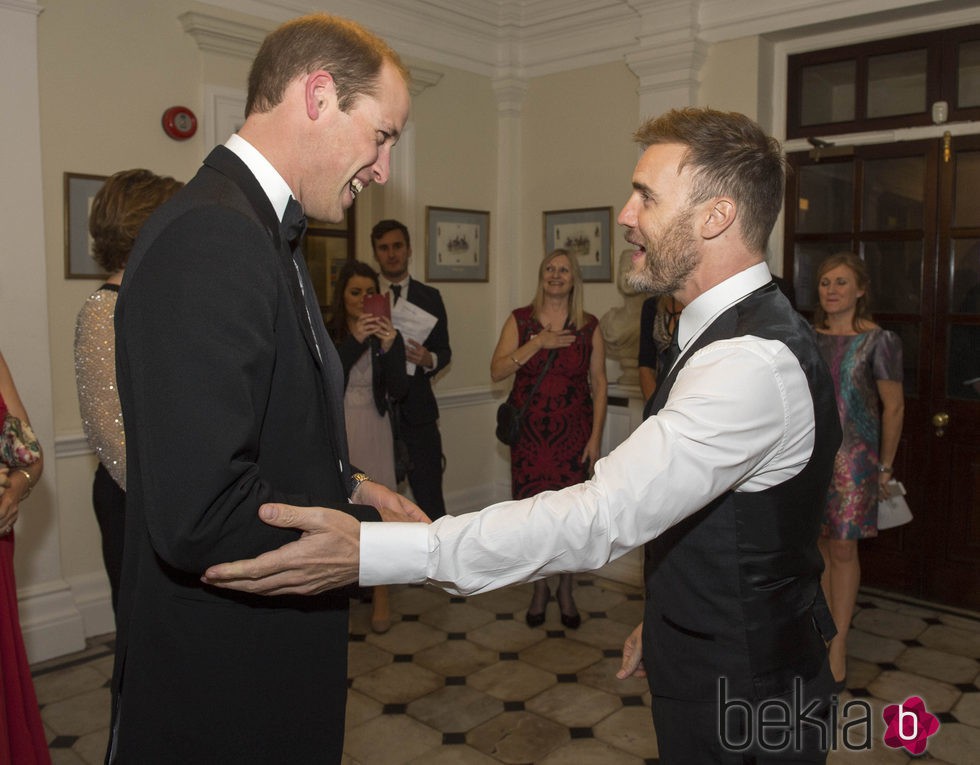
[390,283,401,305]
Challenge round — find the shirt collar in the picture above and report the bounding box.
[225,134,294,222]
[676,262,773,352]
[380,275,410,292]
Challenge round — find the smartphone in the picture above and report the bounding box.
[363,292,391,319]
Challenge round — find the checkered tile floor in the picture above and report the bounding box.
[30,573,980,764]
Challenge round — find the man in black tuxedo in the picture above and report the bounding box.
[108,14,424,764]
[371,219,452,519]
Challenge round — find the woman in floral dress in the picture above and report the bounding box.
[813,252,905,689]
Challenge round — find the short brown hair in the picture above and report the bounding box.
[634,108,785,254]
[370,219,411,250]
[246,13,408,116]
[88,169,182,273]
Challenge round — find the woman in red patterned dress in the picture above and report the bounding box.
[490,249,607,629]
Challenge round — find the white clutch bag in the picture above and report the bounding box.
[877,480,912,530]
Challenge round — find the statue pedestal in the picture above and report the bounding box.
[616,358,639,387]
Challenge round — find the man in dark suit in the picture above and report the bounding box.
[371,219,452,519]
[108,14,424,764]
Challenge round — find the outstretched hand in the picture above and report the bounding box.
[201,504,362,595]
[616,622,647,680]
[201,483,430,596]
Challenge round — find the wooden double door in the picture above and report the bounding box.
[784,134,980,610]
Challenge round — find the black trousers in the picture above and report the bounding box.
[400,419,446,519]
[651,659,836,764]
[92,462,125,615]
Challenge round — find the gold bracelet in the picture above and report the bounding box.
[511,355,522,367]
[16,469,33,500]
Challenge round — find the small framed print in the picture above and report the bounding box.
[64,172,109,279]
[543,206,613,282]
[425,206,490,282]
[303,209,356,324]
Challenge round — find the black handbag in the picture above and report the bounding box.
[495,350,557,446]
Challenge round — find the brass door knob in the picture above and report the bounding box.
[932,411,950,437]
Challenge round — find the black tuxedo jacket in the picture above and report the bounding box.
[109,146,377,764]
[400,277,451,425]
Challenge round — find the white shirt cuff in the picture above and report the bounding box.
[359,522,429,586]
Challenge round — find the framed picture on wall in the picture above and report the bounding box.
[303,209,355,325]
[425,206,490,282]
[543,206,613,282]
[64,172,109,279]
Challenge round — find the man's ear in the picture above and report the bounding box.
[305,70,337,121]
[701,198,736,241]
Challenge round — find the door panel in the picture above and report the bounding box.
[785,135,980,610]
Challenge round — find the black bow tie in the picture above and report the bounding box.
[282,196,307,245]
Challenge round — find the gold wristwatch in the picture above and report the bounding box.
[350,471,371,498]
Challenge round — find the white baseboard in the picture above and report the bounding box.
[19,573,114,663]
[18,580,87,664]
[69,571,116,638]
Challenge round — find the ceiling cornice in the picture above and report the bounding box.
[192,0,979,80]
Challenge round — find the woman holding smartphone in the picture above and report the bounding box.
[329,261,408,632]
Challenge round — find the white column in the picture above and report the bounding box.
[0,0,86,661]
[625,0,709,119]
[384,66,442,278]
[491,73,528,319]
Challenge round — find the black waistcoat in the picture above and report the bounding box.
[642,282,841,702]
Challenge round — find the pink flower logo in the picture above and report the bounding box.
[882,696,940,755]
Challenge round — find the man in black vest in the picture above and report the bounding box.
[205,108,842,763]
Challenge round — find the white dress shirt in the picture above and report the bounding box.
[360,263,816,594]
[225,134,292,221]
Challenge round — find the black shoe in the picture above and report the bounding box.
[525,585,550,628]
[832,676,846,694]
[525,609,546,628]
[556,585,580,629]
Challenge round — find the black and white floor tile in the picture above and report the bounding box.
[31,573,980,764]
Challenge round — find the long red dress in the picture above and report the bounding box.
[0,393,50,764]
[509,306,598,500]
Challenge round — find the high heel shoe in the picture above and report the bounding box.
[560,612,581,630]
[525,609,546,628]
[556,587,580,630]
[525,586,550,628]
